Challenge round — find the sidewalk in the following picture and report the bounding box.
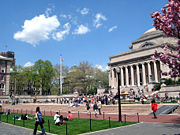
[82,122,180,135]
[0,122,54,135]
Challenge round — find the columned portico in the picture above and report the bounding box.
[110,60,163,89]
[108,28,178,94]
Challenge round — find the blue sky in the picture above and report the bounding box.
[0,0,168,70]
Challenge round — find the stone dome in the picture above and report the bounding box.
[132,28,164,44]
[144,28,156,34]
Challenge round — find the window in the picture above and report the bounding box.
[1,61,5,73]
[0,83,4,89]
[1,76,4,81]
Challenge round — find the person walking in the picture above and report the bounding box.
[93,102,98,118]
[33,107,46,135]
[97,101,102,115]
[151,99,158,119]
[86,101,90,113]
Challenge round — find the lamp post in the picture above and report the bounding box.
[115,67,122,122]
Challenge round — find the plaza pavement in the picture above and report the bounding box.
[81,122,180,135]
[0,122,55,135]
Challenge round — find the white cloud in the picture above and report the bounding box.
[73,24,90,35]
[14,14,60,46]
[108,26,117,32]
[24,62,34,67]
[95,65,103,70]
[80,8,89,15]
[52,23,71,41]
[95,65,108,71]
[94,13,107,28]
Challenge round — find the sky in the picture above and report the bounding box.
[0,0,168,70]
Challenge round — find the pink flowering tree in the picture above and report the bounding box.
[151,0,180,77]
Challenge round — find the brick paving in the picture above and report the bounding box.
[1,103,160,115]
[1,103,180,124]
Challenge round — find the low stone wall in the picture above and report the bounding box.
[159,85,180,97]
[0,94,77,103]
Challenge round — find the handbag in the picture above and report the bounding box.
[37,112,45,124]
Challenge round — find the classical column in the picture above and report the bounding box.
[142,63,146,85]
[147,61,152,83]
[136,64,140,86]
[125,66,129,86]
[108,69,112,88]
[120,67,124,87]
[111,69,115,88]
[153,61,158,82]
[130,65,134,86]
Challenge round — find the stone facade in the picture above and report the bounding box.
[0,52,15,95]
[108,28,179,94]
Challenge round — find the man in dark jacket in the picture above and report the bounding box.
[93,102,98,118]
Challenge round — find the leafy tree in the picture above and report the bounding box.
[63,62,109,95]
[33,60,54,95]
[151,0,180,77]
[93,67,109,88]
[10,60,108,95]
[10,59,54,95]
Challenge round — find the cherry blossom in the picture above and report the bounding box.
[151,0,180,77]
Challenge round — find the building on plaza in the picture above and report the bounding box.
[0,51,15,95]
[108,28,178,95]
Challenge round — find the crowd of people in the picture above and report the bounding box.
[54,94,116,106]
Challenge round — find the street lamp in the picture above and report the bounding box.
[115,67,122,122]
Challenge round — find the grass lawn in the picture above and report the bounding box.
[0,113,137,135]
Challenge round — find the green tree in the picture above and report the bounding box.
[33,60,54,95]
[10,59,54,95]
[63,61,109,95]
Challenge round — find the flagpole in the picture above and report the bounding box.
[60,55,63,95]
